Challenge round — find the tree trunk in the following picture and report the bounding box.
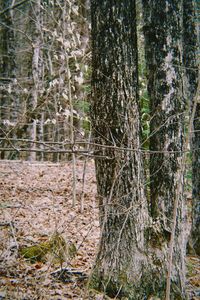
[142,0,186,297]
[183,0,200,255]
[89,1,186,299]
[191,102,200,256]
[28,0,42,161]
[0,0,16,159]
[89,1,149,298]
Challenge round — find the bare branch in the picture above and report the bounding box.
[0,0,30,16]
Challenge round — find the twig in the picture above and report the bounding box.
[0,0,29,16]
[80,129,92,212]
[9,221,19,250]
[2,137,200,154]
[0,147,92,154]
[77,223,95,252]
[66,56,77,206]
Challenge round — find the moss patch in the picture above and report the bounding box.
[19,233,76,263]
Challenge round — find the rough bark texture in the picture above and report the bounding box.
[142,0,186,298]
[89,1,150,299]
[191,106,200,256]
[183,0,200,255]
[90,1,186,299]
[0,0,16,158]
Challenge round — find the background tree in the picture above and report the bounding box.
[0,0,90,161]
[0,0,16,158]
[183,0,200,255]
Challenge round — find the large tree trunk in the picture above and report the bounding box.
[142,0,186,297]
[89,1,186,299]
[183,0,200,255]
[89,1,149,298]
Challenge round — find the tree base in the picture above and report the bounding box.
[88,265,186,300]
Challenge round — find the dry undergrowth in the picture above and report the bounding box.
[0,160,199,299]
[0,159,99,299]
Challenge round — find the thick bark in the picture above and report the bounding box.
[142,0,186,297]
[183,0,200,255]
[89,1,149,298]
[90,1,186,299]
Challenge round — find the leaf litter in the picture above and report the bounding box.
[0,160,199,299]
[0,159,99,299]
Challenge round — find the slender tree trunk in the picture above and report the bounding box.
[0,0,16,159]
[183,0,200,255]
[142,0,186,297]
[28,0,42,161]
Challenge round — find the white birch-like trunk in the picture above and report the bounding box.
[28,0,41,161]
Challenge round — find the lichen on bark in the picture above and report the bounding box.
[90,0,152,298]
[90,0,187,298]
[142,0,186,295]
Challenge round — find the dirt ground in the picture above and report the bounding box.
[0,160,199,300]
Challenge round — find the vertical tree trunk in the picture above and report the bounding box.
[0,0,188,297]
[191,94,200,256]
[28,0,42,161]
[89,1,149,298]
[183,0,200,255]
[0,0,16,159]
[142,0,186,297]
[90,1,187,299]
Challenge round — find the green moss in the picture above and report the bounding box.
[68,242,77,258]
[20,233,77,263]
[186,258,196,277]
[20,242,50,263]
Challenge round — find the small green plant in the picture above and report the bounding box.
[74,100,90,114]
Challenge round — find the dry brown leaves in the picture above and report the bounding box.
[0,159,99,299]
[0,160,199,300]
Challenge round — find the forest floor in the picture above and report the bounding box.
[0,160,199,300]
